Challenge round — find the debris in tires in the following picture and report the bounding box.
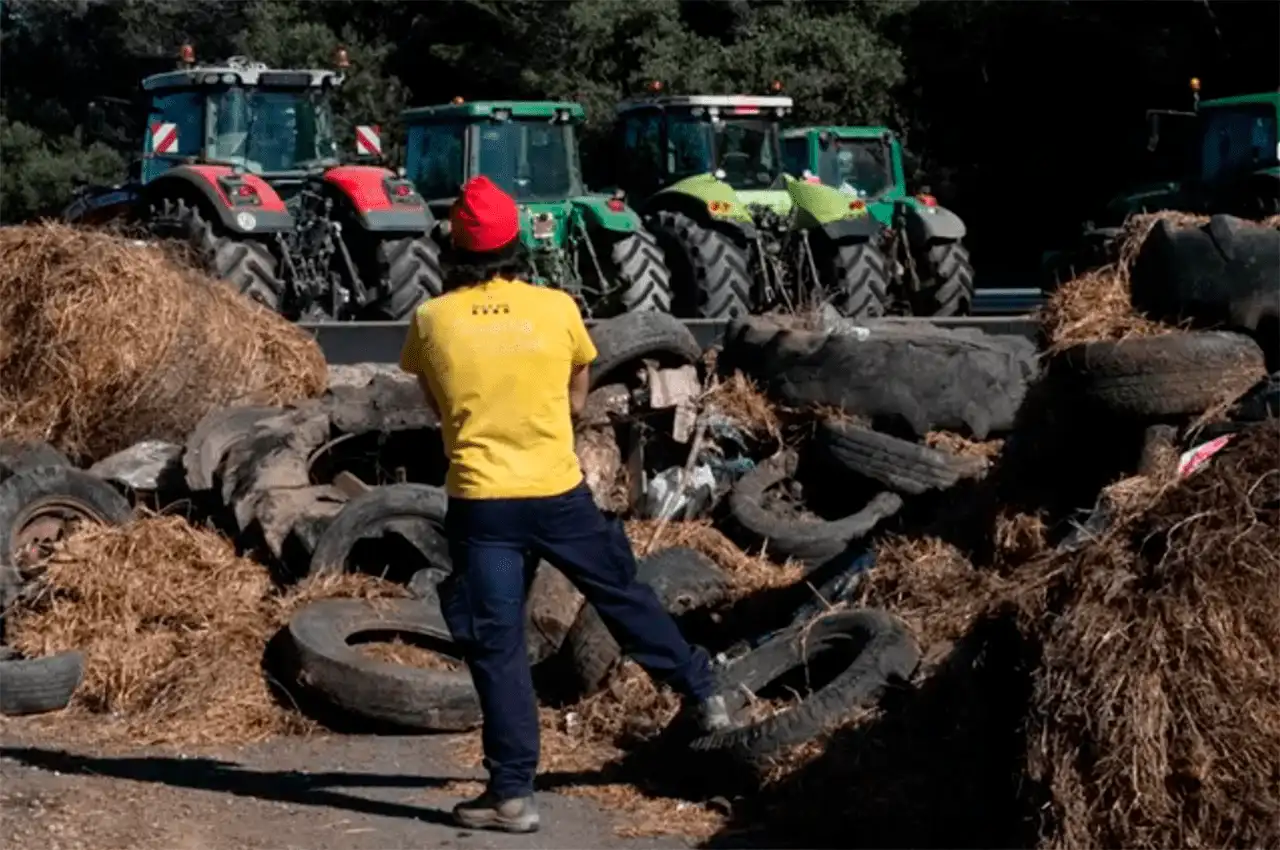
[0,224,327,463]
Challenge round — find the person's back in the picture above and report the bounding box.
[405,278,591,499]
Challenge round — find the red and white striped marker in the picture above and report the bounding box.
[355,124,381,157]
[150,122,178,154]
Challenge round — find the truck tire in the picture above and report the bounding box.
[362,234,443,320]
[308,484,450,579]
[650,211,753,319]
[147,198,286,313]
[610,230,673,314]
[0,441,70,485]
[828,240,890,320]
[917,241,975,317]
[587,311,703,390]
[818,421,985,495]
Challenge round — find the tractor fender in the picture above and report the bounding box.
[814,213,884,247]
[144,165,294,234]
[902,203,966,245]
[62,183,140,226]
[322,165,433,233]
[569,196,641,235]
[644,185,758,242]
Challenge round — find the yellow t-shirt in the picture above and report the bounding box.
[399,278,599,500]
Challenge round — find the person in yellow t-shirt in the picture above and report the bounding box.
[399,176,731,835]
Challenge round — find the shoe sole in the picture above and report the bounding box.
[453,813,540,834]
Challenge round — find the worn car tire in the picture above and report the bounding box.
[1052,330,1267,418]
[819,421,985,494]
[0,651,85,716]
[564,547,730,697]
[587,310,703,390]
[0,440,70,484]
[688,609,919,774]
[650,210,753,319]
[183,405,285,492]
[308,484,450,579]
[287,598,480,731]
[719,315,1037,438]
[728,451,903,567]
[0,466,133,572]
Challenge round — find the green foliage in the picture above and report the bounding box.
[0,114,124,221]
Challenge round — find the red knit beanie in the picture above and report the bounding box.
[449,176,520,253]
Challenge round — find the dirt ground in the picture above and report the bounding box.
[0,727,696,850]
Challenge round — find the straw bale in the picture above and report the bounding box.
[704,370,781,440]
[1025,419,1280,849]
[0,223,326,462]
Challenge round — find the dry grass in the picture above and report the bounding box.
[355,638,461,671]
[4,516,409,747]
[703,370,782,440]
[1025,419,1280,849]
[0,223,326,462]
[626,517,805,598]
[925,430,1004,461]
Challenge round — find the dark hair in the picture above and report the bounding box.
[442,238,532,291]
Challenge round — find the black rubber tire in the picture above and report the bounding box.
[0,465,133,571]
[827,240,890,320]
[147,198,286,312]
[564,547,730,697]
[587,310,703,390]
[688,608,919,772]
[287,597,480,731]
[819,420,984,495]
[0,441,70,484]
[360,234,443,320]
[608,230,674,314]
[0,650,85,716]
[308,484,450,579]
[1052,330,1267,418]
[650,210,753,319]
[916,241,974,317]
[728,451,903,567]
[182,405,287,492]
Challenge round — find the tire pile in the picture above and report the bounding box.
[0,212,1276,847]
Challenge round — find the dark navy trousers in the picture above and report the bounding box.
[438,481,714,799]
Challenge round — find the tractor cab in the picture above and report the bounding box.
[139,49,342,192]
[613,90,793,206]
[782,126,912,228]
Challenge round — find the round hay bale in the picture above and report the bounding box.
[0,223,327,462]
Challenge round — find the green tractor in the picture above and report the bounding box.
[608,87,969,320]
[782,125,974,317]
[400,100,672,316]
[1043,82,1279,285]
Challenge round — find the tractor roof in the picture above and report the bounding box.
[402,101,586,122]
[142,57,341,92]
[615,94,793,115]
[1199,90,1280,111]
[784,125,894,140]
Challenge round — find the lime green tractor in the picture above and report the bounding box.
[782,125,974,317]
[610,89,902,320]
[401,100,672,316]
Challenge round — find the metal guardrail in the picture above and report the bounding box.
[304,288,1045,365]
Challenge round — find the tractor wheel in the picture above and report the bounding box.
[916,241,975,317]
[146,198,285,313]
[360,235,444,320]
[608,230,673,315]
[649,211,753,319]
[826,239,891,320]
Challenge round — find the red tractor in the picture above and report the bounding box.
[63,46,442,320]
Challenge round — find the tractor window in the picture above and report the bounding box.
[207,88,337,174]
[406,121,465,200]
[1200,105,1278,183]
[782,137,809,178]
[817,138,893,199]
[477,120,580,202]
[665,113,780,190]
[143,90,204,182]
[619,110,663,192]
[666,115,714,177]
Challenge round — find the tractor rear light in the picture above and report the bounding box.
[849,200,866,212]
[384,178,420,205]
[916,193,938,207]
[180,44,195,65]
[708,200,734,215]
[237,185,256,198]
[394,184,411,197]
[731,106,761,115]
[606,199,625,212]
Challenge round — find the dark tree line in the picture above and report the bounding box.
[2,0,1277,281]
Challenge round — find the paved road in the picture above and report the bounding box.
[0,730,694,850]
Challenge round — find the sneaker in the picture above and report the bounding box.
[452,791,540,834]
[693,694,734,733]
